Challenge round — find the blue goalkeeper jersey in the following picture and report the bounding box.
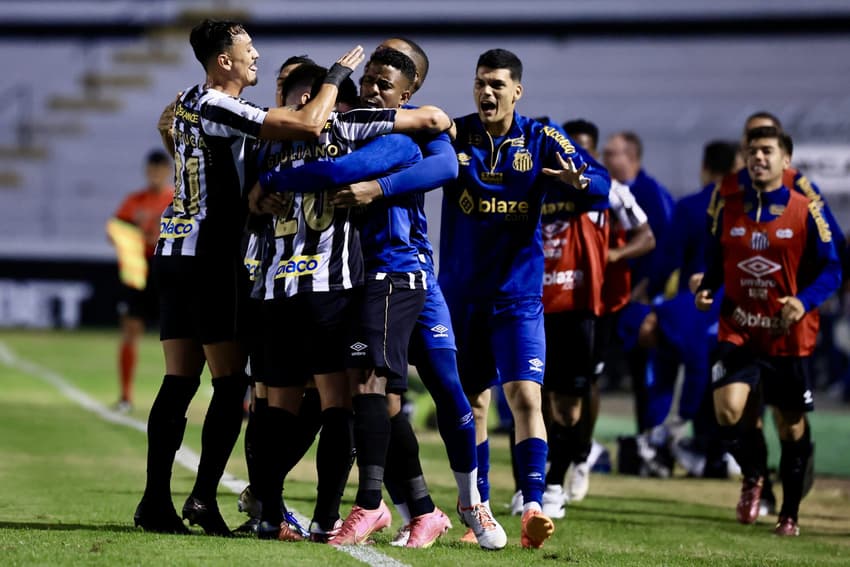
[439,112,610,302]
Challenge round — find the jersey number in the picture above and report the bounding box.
[172,155,201,215]
[274,191,335,237]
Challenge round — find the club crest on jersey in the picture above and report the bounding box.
[737,255,781,278]
[776,228,794,239]
[528,358,544,373]
[750,231,769,251]
[512,150,533,172]
[457,152,471,166]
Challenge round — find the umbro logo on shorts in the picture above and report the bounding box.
[431,324,449,338]
[350,342,368,356]
[528,358,544,372]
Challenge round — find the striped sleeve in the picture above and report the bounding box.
[332,108,397,144]
[201,96,267,139]
[609,181,647,230]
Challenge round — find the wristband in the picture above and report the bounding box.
[324,63,353,87]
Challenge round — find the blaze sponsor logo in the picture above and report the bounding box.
[528,358,544,373]
[730,226,746,237]
[776,228,794,239]
[159,217,195,238]
[349,342,368,356]
[750,231,769,251]
[737,255,781,278]
[543,269,584,290]
[274,255,321,279]
[731,307,782,330]
[459,190,530,220]
[430,324,449,338]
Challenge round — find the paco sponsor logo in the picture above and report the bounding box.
[159,218,195,238]
[274,255,321,279]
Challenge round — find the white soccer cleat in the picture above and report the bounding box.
[389,524,410,547]
[510,490,524,516]
[458,502,507,551]
[541,484,567,519]
[567,462,591,502]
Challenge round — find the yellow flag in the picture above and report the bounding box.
[106,218,147,290]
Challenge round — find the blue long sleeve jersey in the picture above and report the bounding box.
[626,169,675,296]
[701,184,841,312]
[439,112,610,302]
[259,131,456,274]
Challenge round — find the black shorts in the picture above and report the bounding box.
[711,341,815,413]
[348,275,426,393]
[260,289,360,388]
[155,255,242,345]
[543,310,596,395]
[116,261,159,322]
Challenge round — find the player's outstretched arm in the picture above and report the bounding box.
[392,105,452,134]
[260,46,365,140]
[260,133,421,194]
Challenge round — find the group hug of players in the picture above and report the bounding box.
[131,18,841,549]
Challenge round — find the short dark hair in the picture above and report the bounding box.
[563,119,599,151]
[618,131,643,160]
[279,63,327,103]
[389,37,429,84]
[146,149,170,165]
[477,49,522,81]
[337,77,359,108]
[702,141,738,176]
[189,19,246,71]
[744,111,783,131]
[368,48,417,86]
[278,55,316,75]
[746,126,791,153]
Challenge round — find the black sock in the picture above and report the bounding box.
[719,423,764,481]
[280,389,322,478]
[385,412,434,518]
[545,420,574,486]
[191,375,249,503]
[352,394,390,509]
[779,427,813,522]
[574,392,594,464]
[143,375,200,502]
[256,406,300,524]
[313,407,354,529]
[244,397,267,489]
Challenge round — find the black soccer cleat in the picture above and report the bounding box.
[134,498,190,535]
[182,495,233,537]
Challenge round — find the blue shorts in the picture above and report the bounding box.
[409,270,457,365]
[450,297,546,395]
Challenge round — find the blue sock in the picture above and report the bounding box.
[515,437,547,506]
[476,440,490,503]
[418,348,476,473]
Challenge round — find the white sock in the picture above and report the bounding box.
[523,501,542,514]
[453,468,480,508]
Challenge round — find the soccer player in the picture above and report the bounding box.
[108,150,174,413]
[696,126,841,536]
[262,40,508,550]
[133,18,365,536]
[440,49,610,548]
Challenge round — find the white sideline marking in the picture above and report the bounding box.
[0,341,409,567]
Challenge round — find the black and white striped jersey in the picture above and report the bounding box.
[156,85,267,258]
[251,108,397,300]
